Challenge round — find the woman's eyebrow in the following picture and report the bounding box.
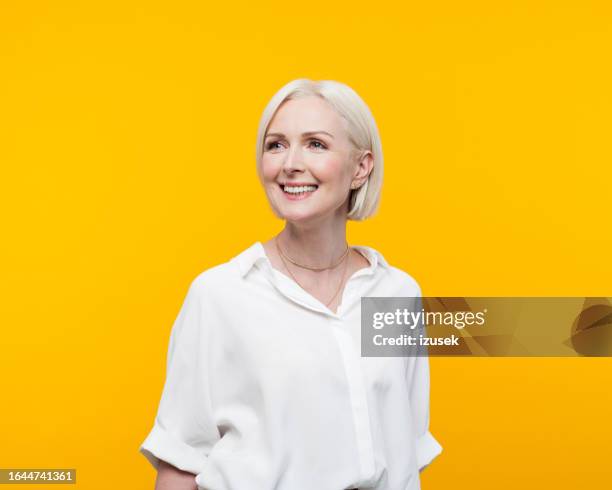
[265,131,334,140]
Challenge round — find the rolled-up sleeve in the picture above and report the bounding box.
[407,294,443,471]
[139,279,219,475]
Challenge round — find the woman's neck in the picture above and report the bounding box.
[277,215,349,269]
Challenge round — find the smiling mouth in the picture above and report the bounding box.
[279,183,319,197]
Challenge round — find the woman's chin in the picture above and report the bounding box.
[276,208,325,224]
[271,201,348,225]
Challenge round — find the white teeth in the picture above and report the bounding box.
[283,185,317,194]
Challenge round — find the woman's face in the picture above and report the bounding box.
[261,95,369,224]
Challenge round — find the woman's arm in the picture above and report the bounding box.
[140,279,218,487]
[154,460,198,490]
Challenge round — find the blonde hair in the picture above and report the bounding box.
[255,79,383,221]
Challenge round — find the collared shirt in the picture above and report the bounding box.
[139,242,442,490]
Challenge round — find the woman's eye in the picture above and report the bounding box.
[265,140,326,151]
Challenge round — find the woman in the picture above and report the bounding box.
[140,79,442,490]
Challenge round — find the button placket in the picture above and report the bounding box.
[331,317,376,484]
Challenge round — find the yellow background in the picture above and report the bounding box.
[1,1,611,488]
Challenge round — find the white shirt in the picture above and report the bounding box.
[139,242,442,490]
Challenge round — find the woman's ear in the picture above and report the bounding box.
[351,150,374,189]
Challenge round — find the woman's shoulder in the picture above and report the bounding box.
[358,244,422,297]
[387,265,422,297]
[186,243,262,298]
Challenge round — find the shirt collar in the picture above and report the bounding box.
[234,241,389,279]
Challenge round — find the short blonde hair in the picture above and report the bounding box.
[255,79,383,221]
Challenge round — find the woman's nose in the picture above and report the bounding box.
[282,146,305,173]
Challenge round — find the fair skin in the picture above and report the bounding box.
[260,95,374,313]
[155,94,375,488]
[154,460,199,490]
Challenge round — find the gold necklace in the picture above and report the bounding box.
[275,236,350,271]
[275,236,351,308]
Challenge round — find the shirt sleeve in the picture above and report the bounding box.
[407,294,443,471]
[139,279,220,475]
